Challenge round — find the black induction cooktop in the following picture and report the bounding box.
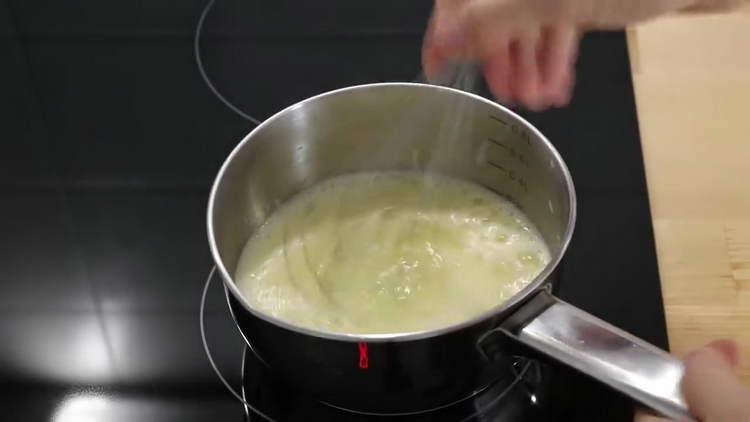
[240,345,555,421]
[1,1,666,421]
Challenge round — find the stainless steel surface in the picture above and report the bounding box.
[207,82,575,342]
[199,266,274,421]
[516,292,691,421]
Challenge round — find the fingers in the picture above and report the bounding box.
[483,26,577,109]
[703,338,741,368]
[682,340,750,421]
[513,30,543,110]
[433,0,470,55]
[506,25,578,109]
[422,30,447,82]
[539,26,578,106]
[482,41,513,102]
[422,0,579,109]
[632,340,749,422]
[422,0,470,82]
[424,0,512,81]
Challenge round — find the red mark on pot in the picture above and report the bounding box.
[358,342,369,369]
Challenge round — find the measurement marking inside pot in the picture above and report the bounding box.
[484,184,521,201]
[487,160,508,172]
[487,137,509,149]
[487,138,530,168]
[489,115,507,125]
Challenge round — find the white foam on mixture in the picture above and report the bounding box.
[235,172,549,334]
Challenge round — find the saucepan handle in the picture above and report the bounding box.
[503,291,693,421]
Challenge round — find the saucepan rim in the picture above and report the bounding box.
[207,82,577,343]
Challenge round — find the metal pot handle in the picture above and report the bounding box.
[502,291,693,421]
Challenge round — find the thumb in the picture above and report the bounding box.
[682,340,750,421]
[422,0,471,81]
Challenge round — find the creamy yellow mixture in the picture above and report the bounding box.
[235,172,550,334]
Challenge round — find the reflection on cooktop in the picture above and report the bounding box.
[239,345,554,421]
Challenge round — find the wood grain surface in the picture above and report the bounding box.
[628,7,750,384]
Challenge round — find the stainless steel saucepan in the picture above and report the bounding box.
[207,83,690,420]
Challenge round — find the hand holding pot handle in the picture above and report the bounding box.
[635,340,750,422]
[501,291,693,421]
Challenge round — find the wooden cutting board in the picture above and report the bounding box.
[627,7,750,384]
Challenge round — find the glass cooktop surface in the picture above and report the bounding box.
[1,1,666,420]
